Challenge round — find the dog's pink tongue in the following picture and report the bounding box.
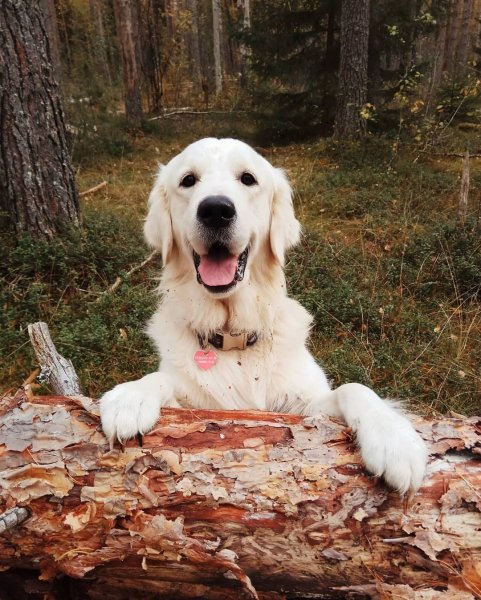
[198,255,238,286]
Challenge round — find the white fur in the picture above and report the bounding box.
[100,138,427,495]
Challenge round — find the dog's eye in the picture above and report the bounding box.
[240,172,257,186]
[180,174,197,188]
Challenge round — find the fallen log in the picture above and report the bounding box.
[0,392,480,599]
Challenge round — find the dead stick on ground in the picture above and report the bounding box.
[96,249,159,301]
[79,180,108,197]
[27,322,82,395]
[149,110,246,121]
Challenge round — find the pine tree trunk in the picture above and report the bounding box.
[334,0,370,140]
[0,0,80,241]
[443,0,462,75]
[456,0,474,75]
[40,0,62,75]
[0,393,480,599]
[186,0,202,85]
[212,0,223,94]
[113,0,143,124]
[89,0,113,88]
[426,11,448,112]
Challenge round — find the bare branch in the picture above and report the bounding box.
[27,322,82,395]
[79,180,108,197]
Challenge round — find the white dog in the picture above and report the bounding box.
[100,138,427,495]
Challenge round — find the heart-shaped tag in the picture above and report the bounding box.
[194,349,218,370]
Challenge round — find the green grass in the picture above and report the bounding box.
[1,115,480,416]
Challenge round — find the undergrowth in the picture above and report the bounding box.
[1,117,480,416]
[0,212,159,396]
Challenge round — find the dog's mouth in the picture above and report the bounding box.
[193,243,249,293]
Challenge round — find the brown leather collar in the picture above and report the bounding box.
[197,331,258,351]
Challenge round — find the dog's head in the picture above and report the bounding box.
[144,138,300,296]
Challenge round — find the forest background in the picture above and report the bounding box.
[1,0,481,417]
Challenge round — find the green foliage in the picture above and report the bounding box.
[435,73,481,124]
[0,212,159,396]
[400,220,481,300]
[68,109,135,165]
[2,131,480,418]
[240,0,337,143]
[285,137,481,415]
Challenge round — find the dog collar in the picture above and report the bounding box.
[197,331,258,351]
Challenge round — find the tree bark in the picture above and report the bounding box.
[89,0,113,88]
[212,0,223,94]
[443,0,463,75]
[0,0,80,241]
[237,0,251,85]
[334,0,370,140]
[39,0,62,76]
[113,0,143,124]
[0,393,480,599]
[456,0,475,75]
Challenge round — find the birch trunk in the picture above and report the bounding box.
[0,393,480,599]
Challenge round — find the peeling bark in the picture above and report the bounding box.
[0,393,480,599]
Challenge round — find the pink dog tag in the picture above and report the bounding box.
[194,349,218,370]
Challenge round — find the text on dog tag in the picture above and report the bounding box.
[194,349,218,370]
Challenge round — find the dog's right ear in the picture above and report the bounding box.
[144,167,173,264]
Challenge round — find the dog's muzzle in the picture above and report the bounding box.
[194,195,248,293]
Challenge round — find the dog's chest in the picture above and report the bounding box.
[169,341,274,411]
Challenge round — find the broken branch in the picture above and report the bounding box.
[79,180,108,197]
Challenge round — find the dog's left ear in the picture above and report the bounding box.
[144,167,174,264]
[269,168,301,265]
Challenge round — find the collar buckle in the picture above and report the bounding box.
[198,331,258,351]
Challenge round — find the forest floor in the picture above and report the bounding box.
[1,112,481,416]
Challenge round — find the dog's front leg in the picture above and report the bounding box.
[100,371,178,443]
[304,382,428,496]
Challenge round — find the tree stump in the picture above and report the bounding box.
[0,392,480,599]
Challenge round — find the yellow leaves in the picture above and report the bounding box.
[410,99,424,113]
[360,103,376,121]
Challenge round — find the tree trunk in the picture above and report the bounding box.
[237,0,251,85]
[113,0,143,124]
[185,0,202,86]
[456,0,475,75]
[40,0,62,75]
[443,0,462,75]
[0,393,480,599]
[89,0,113,88]
[0,0,80,241]
[425,11,449,113]
[334,0,370,140]
[212,0,223,94]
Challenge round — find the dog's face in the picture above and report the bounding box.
[144,138,300,296]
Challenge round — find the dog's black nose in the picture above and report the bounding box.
[197,196,236,228]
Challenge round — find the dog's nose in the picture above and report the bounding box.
[197,196,236,228]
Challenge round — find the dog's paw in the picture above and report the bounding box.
[99,372,171,443]
[356,413,428,496]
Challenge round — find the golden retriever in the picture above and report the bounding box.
[100,138,427,495]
